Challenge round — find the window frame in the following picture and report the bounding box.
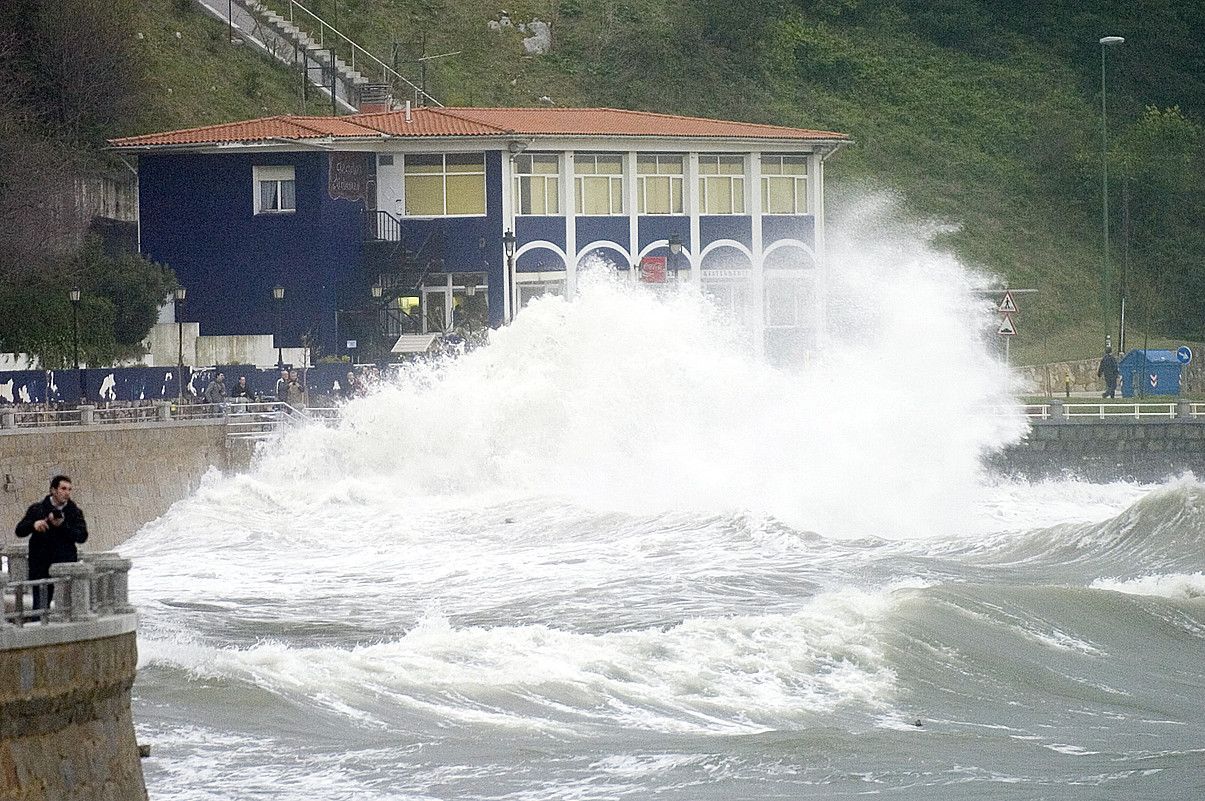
[697,155,746,215]
[402,153,487,218]
[252,165,297,215]
[760,154,809,215]
[574,153,625,216]
[513,153,561,216]
[636,154,684,215]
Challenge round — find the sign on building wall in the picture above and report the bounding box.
[639,256,667,284]
[328,153,369,202]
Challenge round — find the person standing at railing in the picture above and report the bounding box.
[14,475,89,609]
[275,369,290,401]
[1097,347,1119,399]
[286,370,305,408]
[229,375,253,412]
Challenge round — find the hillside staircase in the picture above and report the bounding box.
[190,0,439,112]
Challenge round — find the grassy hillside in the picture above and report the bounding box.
[120,0,1205,364]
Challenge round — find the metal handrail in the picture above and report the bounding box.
[13,408,83,428]
[366,209,403,242]
[1062,402,1177,420]
[273,0,441,105]
[1021,404,1050,420]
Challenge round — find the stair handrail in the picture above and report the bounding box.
[275,0,442,107]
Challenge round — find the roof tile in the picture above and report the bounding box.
[109,107,847,148]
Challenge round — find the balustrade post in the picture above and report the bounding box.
[1049,399,1066,422]
[0,571,9,629]
[1,410,13,428]
[80,404,96,425]
[1176,399,1191,421]
[157,400,172,421]
[49,561,97,622]
[84,552,133,614]
[2,541,29,582]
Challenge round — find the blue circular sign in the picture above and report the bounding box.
[1177,346,1193,364]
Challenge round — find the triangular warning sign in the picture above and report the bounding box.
[998,291,1018,314]
[997,314,1017,336]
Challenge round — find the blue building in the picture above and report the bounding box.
[110,107,848,360]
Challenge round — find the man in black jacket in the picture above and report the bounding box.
[1097,347,1120,398]
[15,475,89,609]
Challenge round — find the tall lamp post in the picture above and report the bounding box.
[1099,34,1125,351]
[503,228,517,323]
[273,284,285,369]
[371,283,384,361]
[69,287,83,402]
[667,233,684,279]
[174,286,187,403]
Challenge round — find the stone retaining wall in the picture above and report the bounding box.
[0,632,146,801]
[0,420,249,552]
[989,419,1205,482]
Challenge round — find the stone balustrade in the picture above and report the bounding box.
[1,542,137,649]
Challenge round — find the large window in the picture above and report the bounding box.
[253,165,296,214]
[514,153,560,215]
[637,154,684,214]
[404,153,486,216]
[698,155,745,214]
[761,155,809,214]
[574,153,624,215]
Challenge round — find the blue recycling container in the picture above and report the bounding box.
[1118,350,1182,397]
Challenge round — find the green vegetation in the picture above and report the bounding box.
[2,0,1202,368]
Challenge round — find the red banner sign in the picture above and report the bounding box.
[639,256,667,284]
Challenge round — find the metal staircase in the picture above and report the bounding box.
[191,0,439,111]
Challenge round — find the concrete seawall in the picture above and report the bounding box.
[990,418,1205,482]
[0,419,251,552]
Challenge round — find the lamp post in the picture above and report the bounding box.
[1099,34,1124,351]
[174,286,187,403]
[371,283,384,361]
[69,287,83,401]
[273,284,285,369]
[503,228,517,323]
[668,233,684,279]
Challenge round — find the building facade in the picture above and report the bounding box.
[110,107,848,360]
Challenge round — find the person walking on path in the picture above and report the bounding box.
[1097,347,1119,399]
[15,475,88,609]
[204,372,227,404]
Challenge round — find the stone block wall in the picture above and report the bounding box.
[0,420,249,552]
[0,632,146,801]
[989,420,1205,482]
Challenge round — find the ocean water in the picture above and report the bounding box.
[126,217,1205,800]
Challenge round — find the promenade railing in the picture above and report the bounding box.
[1,543,133,634]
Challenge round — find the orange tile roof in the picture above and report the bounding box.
[109,107,848,149]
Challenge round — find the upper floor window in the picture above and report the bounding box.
[253,165,296,214]
[514,153,560,215]
[698,155,745,214]
[637,154,684,215]
[761,155,809,214]
[574,153,624,215]
[404,153,486,216]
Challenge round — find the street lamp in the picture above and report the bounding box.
[370,284,384,361]
[69,287,83,401]
[667,233,684,278]
[1099,34,1124,351]
[273,284,285,369]
[502,228,517,323]
[174,286,187,403]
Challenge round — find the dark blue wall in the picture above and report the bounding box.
[763,215,815,248]
[140,152,365,355]
[700,216,752,245]
[638,216,689,252]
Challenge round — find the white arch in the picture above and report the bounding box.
[515,240,569,267]
[698,239,754,261]
[575,240,633,268]
[636,241,695,267]
[763,237,818,265]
